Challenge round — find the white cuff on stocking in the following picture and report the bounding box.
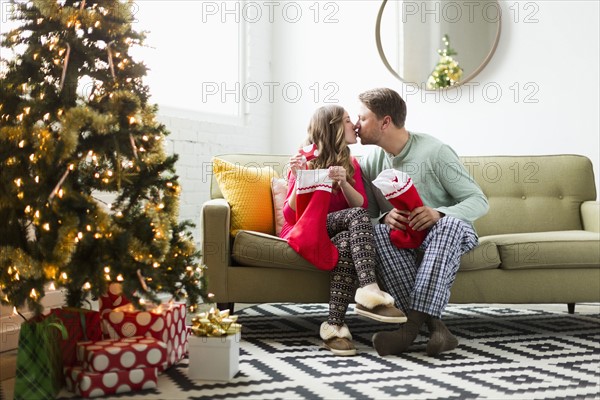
[296,169,333,195]
[372,169,414,200]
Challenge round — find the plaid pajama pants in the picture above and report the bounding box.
[374,216,478,318]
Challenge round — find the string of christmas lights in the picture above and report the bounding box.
[0,0,206,317]
[426,34,464,90]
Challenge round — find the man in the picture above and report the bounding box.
[355,88,489,356]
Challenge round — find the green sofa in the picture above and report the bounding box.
[201,154,600,313]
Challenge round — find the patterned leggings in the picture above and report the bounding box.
[326,207,378,326]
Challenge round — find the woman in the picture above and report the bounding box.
[280,105,406,356]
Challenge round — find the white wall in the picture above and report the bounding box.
[270,1,600,193]
[164,0,599,243]
[159,18,273,242]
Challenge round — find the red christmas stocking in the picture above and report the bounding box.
[373,169,427,249]
[287,169,339,270]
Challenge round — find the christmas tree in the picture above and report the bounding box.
[0,0,206,315]
[426,34,463,90]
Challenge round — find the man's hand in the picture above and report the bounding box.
[384,207,443,231]
[383,209,410,231]
[408,206,443,231]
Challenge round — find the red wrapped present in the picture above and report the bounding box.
[102,302,188,367]
[77,336,168,373]
[47,307,103,367]
[99,283,131,316]
[64,365,158,398]
[299,143,319,162]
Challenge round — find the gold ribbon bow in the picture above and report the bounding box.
[190,308,241,337]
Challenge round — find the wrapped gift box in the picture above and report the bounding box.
[188,334,240,381]
[77,336,168,373]
[102,302,188,367]
[99,283,131,316]
[64,365,158,398]
[47,307,104,367]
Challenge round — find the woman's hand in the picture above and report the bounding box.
[329,166,364,207]
[288,153,306,177]
[328,166,347,184]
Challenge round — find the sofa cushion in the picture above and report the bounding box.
[487,231,600,270]
[234,230,502,273]
[463,155,597,237]
[271,177,288,236]
[459,237,501,271]
[232,230,321,272]
[211,154,291,199]
[212,158,279,236]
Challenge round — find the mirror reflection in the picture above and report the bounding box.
[376,0,501,89]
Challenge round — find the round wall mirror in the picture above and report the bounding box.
[376,0,501,90]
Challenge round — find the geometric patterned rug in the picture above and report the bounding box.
[184,303,600,400]
[3,303,599,399]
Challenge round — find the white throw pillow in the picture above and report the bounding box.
[270,177,288,236]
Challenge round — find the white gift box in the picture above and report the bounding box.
[188,333,240,381]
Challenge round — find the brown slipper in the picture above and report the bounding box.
[355,304,407,324]
[322,337,357,356]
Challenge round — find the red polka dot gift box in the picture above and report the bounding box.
[99,283,131,315]
[101,302,188,367]
[64,365,158,398]
[77,336,168,373]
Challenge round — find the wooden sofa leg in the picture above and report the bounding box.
[217,302,235,313]
[567,303,575,314]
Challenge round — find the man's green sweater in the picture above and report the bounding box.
[360,132,489,228]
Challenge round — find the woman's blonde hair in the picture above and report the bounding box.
[304,105,355,189]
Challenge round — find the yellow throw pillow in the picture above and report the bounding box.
[212,158,278,236]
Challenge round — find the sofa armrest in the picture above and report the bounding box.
[201,198,231,300]
[581,201,600,232]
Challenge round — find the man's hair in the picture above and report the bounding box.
[358,88,407,128]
